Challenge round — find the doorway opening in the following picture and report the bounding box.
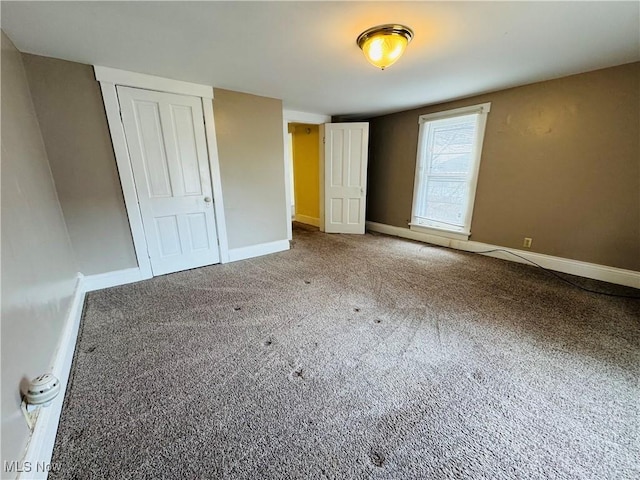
[288,123,321,228]
[283,114,370,238]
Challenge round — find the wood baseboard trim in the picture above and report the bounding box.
[294,214,320,227]
[228,240,290,263]
[18,275,86,479]
[366,221,640,289]
[82,267,147,292]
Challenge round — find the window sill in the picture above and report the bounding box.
[409,223,470,241]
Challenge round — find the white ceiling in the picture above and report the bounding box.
[2,1,639,118]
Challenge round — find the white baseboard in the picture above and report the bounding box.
[81,267,146,292]
[366,221,640,289]
[294,214,320,227]
[228,239,290,262]
[18,275,86,480]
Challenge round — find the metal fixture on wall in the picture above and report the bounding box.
[356,24,414,70]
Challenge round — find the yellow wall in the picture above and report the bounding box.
[291,123,320,220]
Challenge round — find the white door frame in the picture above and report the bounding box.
[95,66,229,281]
[282,110,331,239]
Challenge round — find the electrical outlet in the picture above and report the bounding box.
[523,237,532,248]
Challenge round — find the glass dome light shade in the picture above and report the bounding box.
[357,24,414,70]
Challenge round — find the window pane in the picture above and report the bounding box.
[429,152,472,175]
[428,119,475,175]
[418,179,467,226]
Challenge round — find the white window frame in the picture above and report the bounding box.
[410,102,491,241]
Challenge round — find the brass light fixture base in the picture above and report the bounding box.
[356,24,414,49]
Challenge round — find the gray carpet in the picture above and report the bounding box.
[51,224,639,479]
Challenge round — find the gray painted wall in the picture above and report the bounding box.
[22,54,138,276]
[18,54,289,273]
[213,88,288,249]
[1,31,78,467]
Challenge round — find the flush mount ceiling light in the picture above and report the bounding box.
[356,24,414,70]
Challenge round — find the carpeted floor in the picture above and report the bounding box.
[50,224,639,479]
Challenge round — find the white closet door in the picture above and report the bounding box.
[118,86,219,276]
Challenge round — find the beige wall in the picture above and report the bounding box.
[366,62,640,271]
[21,55,289,270]
[1,32,78,467]
[22,54,137,276]
[213,88,288,249]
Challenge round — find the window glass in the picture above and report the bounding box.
[411,104,490,237]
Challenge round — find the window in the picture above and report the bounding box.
[410,102,491,240]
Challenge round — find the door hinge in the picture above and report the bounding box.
[323,137,326,144]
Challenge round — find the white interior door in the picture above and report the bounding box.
[118,86,220,276]
[324,123,369,234]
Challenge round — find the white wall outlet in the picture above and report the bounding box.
[523,237,533,248]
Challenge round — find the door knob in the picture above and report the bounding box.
[204,197,212,203]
